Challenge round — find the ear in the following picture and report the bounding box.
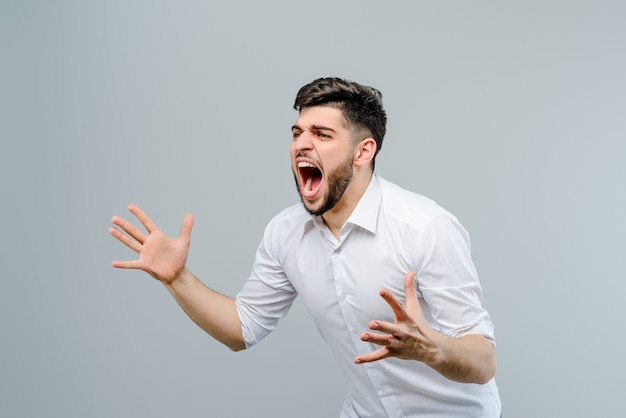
[353,138,377,168]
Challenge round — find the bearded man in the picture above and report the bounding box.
[110,77,502,417]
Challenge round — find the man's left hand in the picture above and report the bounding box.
[354,271,443,365]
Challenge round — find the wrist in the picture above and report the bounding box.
[422,331,449,367]
[161,267,192,289]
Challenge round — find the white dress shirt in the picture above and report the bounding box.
[236,175,501,417]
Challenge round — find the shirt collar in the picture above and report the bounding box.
[310,174,382,234]
[345,174,381,234]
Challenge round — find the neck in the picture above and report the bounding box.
[322,170,373,240]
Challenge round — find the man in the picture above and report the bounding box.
[110,77,502,417]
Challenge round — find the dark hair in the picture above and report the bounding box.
[293,77,387,168]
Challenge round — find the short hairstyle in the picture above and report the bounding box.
[293,77,387,167]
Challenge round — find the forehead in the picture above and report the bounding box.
[293,106,347,131]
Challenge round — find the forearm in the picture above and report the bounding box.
[427,333,496,384]
[163,268,246,352]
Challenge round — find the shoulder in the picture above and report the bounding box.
[256,202,312,262]
[377,176,459,231]
[263,202,312,238]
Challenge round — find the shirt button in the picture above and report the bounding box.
[339,291,346,300]
[351,328,358,334]
[379,389,390,397]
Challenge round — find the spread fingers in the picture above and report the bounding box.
[109,225,142,253]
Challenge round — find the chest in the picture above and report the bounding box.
[282,225,417,327]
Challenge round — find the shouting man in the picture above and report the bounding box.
[110,77,502,417]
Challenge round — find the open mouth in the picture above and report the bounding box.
[298,161,323,198]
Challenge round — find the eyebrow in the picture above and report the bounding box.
[291,124,337,132]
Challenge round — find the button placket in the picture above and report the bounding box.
[329,229,398,417]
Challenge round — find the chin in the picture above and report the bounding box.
[302,199,325,216]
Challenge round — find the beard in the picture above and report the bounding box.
[294,154,354,216]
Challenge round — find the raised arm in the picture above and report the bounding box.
[110,204,245,351]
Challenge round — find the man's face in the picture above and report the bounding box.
[291,106,355,216]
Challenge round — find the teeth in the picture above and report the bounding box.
[298,162,315,168]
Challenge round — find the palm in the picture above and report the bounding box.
[110,204,194,284]
[138,229,190,282]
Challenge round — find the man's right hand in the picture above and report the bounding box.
[110,204,194,284]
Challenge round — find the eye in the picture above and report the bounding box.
[292,131,301,140]
[315,130,332,140]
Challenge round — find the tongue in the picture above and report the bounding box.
[304,175,322,196]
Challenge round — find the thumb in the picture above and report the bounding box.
[403,271,422,315]
[180,213,194,240]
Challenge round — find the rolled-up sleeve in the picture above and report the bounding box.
[415,215,496,347]
[235,219,298,348]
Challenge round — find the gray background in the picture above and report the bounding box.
[2,1,625,417]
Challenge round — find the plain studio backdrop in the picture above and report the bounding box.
[2,1,625,417]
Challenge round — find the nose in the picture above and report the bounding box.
[292,130,314,152]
